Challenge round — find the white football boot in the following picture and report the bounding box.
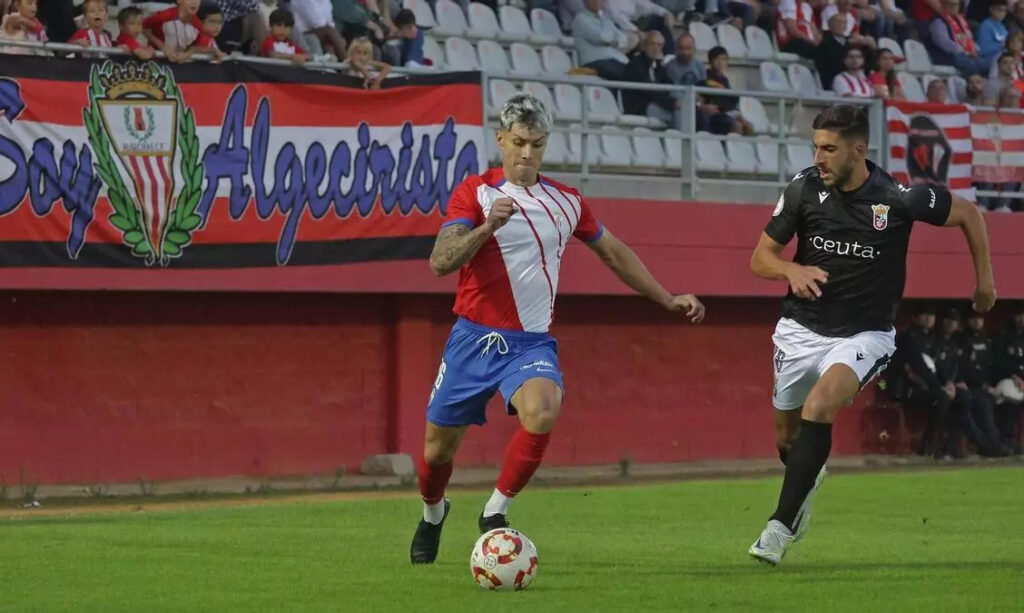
[748,520,795,566]
[791,465,828,543]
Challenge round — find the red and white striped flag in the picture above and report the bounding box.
[886,101,974,200]
[972,108,1024,183]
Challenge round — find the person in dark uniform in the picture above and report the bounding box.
[994,302,1024,451]
[747,104,997,566]
[957,308,1013,455]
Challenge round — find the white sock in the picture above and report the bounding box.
[482,488,512,517]
[423,500,445,525]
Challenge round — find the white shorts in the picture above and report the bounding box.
[291,0,334,32]
[771,317,896,411]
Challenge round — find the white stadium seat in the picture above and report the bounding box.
[403,0,436,30]
[663,129,684,169]
[696,134,728,172]
[759,61,791,92]
[531,9,571,46]
[726,137,758,173]
[423,35,445,68]
[599,126,635,166]
[477,40,511,73]
[522,80,556,111]
[786,143,813,175]
[949,75,967,102]
[488,79,517,115]
[467,2,502,40]
[903,39,933,74]
[739,96,771,134]
[444,37,479,70]
[897,72,925,102]
[434,0,467,37]
[541,45,573,75]
[633,128,667,168]
[554,83,584,121]
[744,25,773,61]
[689,21,717,53]
[715,24,747,59]
[499,5,538,43]
[787,63,820,96]
[566,124,584,164]
[586,86,621,123]
[544,130,571,165]
[510,42,544,75]
[755,141,781,175]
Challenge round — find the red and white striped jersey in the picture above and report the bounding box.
[143,7,202,53]
[69,28,112,47]
[832,71,873,98]
[442,168,603,333]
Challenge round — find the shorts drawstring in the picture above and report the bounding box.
[476,331,509,357]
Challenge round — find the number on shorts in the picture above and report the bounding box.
[433,361,447,391]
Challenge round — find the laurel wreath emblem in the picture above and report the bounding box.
[83,61,204,264]
[122,105,156,142]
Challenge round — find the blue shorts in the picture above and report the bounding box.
[426,317,564,427]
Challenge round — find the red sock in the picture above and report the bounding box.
[418,456,453,504]
[496,427,552,497]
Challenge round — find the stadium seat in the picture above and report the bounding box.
[739,96,771,134]
[499,5,539,43]
[566,124,584,164]
[423,35,445,68]
[530,9,572,47]
[878,37,906,71]
[759,62,791,92]
[544,130,571,165]
[403,0,436,30]
[785,143,813,175]
[903,39,932,74]
[696,133,728,172]
[787,63,821,96]
[488,79,517,115]
[541,45,573,75]
[663,129,684,169]
[744,25,773,61]
[726,137,758,174]
[467,2,502,40]
[599,126,636,167]
[715,24,747,59]
[949,75,967,102]
[689,21,717,53]
[434,0,468,37]
[521,81,559,119]
[632,128,667,168]
[510,42,544,75]
[554,83,584,120]
[585,86,622,123]
[897,72,925,102]
[444,37,479,70]
[755,140,781,175]
[477,40,512,73]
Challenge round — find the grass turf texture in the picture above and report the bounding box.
[1,467,1021,612]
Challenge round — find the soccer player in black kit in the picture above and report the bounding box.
[747,105,997,565]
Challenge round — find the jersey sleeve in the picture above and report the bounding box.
[900,183,952,226]
[572,193,603,243]
[763,174,805,244]
[441,180,484,229]
[116,33,141,50]
[260,36,276,56]
[68,29,88,43]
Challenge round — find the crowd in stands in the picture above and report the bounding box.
[883,302,1024,459]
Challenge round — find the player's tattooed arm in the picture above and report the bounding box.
[429,224,492,276]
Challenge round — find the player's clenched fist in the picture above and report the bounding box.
[484,198,518,232]
[972,284,997,313]
[667,294,705,323]
[785,264,828,301]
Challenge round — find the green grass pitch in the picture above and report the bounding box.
[1,467,1021,612]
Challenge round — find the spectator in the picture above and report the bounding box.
[1000,81,1024,109]
[984,52,1023,105]
[909,0,942,40]
[1009,0,1024,37]
[144,0,202,61]
[653,0,694,20]
[211,0,268,56]
[990,30,1024,81]
[183,4,226,61]
[832,46,874,97]
[114,6,155,59]
[606,0,675,55]
[774,0,822,59]
[926,77,949,103]
[260,7,310,63]
[701,45,754,134]
[623,31,680,128]
[869,48,905,99]
[817,12,851,89]
[961,73,989,105]
[994,302,1024,451]
[69,0,111,48]
[665,32,705,86]
[1,0,47,54]
[388,8,422,66]
[928,0,987,75]
[958,310,1015,456]
[866,0,911,42]
[290,0,346,59]
[821,0,876,51]
[976,0,1009,71]
[344,35,391,88]
[573,0,633,80]
[559,0,585,31]
[694,0,759,30]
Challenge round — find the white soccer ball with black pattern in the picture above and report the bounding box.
[469,528,539,591]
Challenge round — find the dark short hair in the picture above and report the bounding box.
[914,302,936,316]
[198,3,222,20]
[117,5,142,24]
[269,8,295,27]
[393,9,417,28]
[991,0,1008,8]
[708,46,728,62]
[812,104,869,143]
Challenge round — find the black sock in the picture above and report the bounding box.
[778,447,789,466]
[770,419,832,530]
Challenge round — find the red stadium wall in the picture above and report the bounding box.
[3,200,1024,485]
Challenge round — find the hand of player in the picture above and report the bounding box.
[484,198,517,232]
[666,294,705,323]
[943,382,956,398]
[785,264,828,301]
[972,284,996,313]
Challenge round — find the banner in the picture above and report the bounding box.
[971,108,1024,183]
[885,101,974,200]
[0,56,484,286]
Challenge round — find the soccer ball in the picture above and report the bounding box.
[469,528,539,591]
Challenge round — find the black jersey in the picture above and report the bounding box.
[764,161,953,337]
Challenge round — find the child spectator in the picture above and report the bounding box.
[260,8,310,64]
[144,0,203,61]
[832,46,873,97]
[977,0,1009,71]
[69,0,112,48]
[190,4,226,62]
[344,36,391,89]
[701,46,754,135]
[390,8,423,67]
[991,30,1024,81]
[869,48,905,100]
[114,6,155,59]
[986,52,1023,104]
[0,0,47,55]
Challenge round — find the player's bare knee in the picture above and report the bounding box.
[518,397,562,433]
[802,393,843,422]
[423,440,457,465]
